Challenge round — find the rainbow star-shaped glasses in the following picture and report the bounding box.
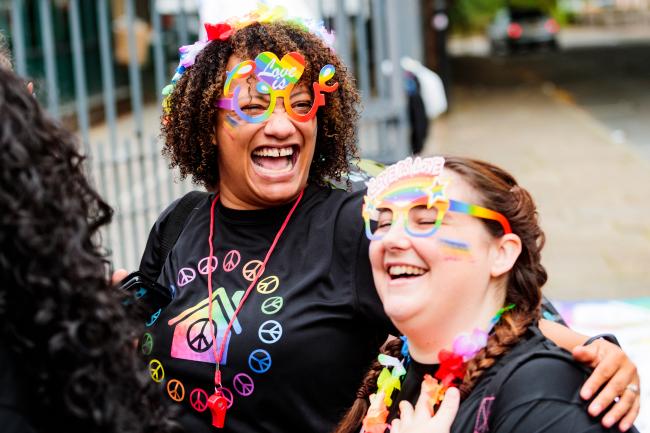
[216,51,339,123]
[362,176,512,241]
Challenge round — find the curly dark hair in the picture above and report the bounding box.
[335,156,547,433]
[162,21,361,189]
[0,67,179,433]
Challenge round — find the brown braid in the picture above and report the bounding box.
[333,338,404,433]
[459,310,537,397]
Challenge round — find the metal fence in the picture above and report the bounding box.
[3,0,424,270]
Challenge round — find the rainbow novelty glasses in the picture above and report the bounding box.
[216,51,339,123]
[363,192,512,241]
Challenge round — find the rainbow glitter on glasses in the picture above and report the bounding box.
[362,173,512,241]
[216,51,338,123]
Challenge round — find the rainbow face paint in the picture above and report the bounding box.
[438,238,473,261]
[222,113,241,138]
[216,51,338,123]
[362,156,512,241]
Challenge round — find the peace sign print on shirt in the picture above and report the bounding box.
[148,248,289,415]
[141,332,154,355]
[177,267,196,287]
[167,379,186,402]
[261,296,283,315]
[190,388,209,412]
[149,359,165,383]
[186,318,216,353]
[242,259,265,282]
[248,349,272,374]
[197,256,218,275]
[233,373,255,397]
[258,320,283,344]
[222,250,241,272]
[256,276,279,294]
[168,286,244,364]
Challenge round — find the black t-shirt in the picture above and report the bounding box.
[139,184,396,433]
[387,327,639,433]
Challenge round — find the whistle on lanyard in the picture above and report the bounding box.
[208,391,228,428]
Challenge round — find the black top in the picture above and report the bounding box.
[139,184,396,433]
[387,327,639,433]
[0,343,36,433]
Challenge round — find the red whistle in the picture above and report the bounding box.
[208,392,228,428]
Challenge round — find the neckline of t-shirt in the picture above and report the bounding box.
[409,358,440,376]
[215,183,322,225]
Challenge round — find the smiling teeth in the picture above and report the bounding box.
[388,265,426,276]
[253,147,294,157]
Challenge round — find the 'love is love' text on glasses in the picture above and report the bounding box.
[216,51,338,123]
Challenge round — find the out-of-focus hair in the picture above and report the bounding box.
[0,67,180,433]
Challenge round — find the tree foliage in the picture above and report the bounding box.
[449,0,558,33]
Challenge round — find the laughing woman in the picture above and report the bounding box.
[336,156,640,433]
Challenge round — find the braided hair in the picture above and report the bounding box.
[334,156,546,433]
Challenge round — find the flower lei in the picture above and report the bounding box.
[361,304,515,433]
[161,1,336,114]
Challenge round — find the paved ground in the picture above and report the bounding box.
[423,60,650,301]
[449,24,650,157]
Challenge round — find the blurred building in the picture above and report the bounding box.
[1,0,450,141]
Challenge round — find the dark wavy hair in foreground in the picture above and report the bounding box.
[0,68,179,433]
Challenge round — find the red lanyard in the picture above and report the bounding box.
[205,190,304,428]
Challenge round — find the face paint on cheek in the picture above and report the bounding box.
[222,114,241,139]
[438,238,473,261]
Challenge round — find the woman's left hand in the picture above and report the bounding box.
[390,387,460,433]
[573,340,640,431]
[111,268,129,286]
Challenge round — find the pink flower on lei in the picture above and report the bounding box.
[452,328,488,361]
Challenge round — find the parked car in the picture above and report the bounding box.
[488,7,560,54]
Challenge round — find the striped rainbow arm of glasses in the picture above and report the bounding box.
[449,200,512,234]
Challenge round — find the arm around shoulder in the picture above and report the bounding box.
[491,355,637,433]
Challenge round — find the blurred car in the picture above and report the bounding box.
[488,7,560,54]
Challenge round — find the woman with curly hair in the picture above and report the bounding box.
[136,10,639,433]
[335,156,640,433]
[138,17,382,433]
[0,67,178,433]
